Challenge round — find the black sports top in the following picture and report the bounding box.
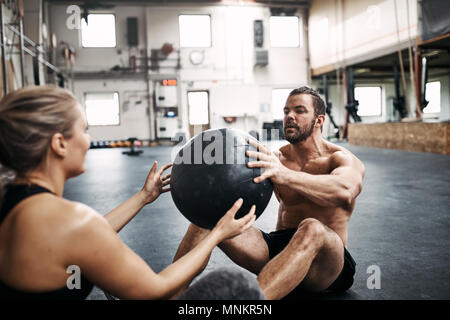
[0,184,94,300]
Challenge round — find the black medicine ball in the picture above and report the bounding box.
[170,128,273,229]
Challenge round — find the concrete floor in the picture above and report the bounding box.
[63,141,450,300]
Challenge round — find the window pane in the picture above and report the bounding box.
[188,91,209,125]
[355,87,382,117]
[179,15,211,47]
[272,88,294,120]
[85,92,120,126]
[270,16,300,47]
[424,81,441,113]
[81,14,116,47]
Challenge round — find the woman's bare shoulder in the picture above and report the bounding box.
[13,194,107,243]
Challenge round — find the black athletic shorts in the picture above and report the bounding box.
[260,228,356,294]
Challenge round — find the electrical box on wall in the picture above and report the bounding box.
[127,17,138,47]
[255,50,268,66]
[254,20,264,48]
[156,113,178,139]
[155,79,178,107]
[154,79,179,139]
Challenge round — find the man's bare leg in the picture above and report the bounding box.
[173,224,210,268]
[218,227,269,274]
[171,224,211,298]
[257,218,345,300]
[173,218,344,300]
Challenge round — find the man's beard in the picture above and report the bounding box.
[284,118,316,144]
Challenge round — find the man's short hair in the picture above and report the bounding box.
[289,86,326,118]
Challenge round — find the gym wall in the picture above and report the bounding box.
[49,5,147,72]
[73,80,150,142]
[308,0,418,71]
[47,3,309,142]
[145,5,308,139]
[49,4,150,142]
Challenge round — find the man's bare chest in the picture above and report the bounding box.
[275,156,331,204]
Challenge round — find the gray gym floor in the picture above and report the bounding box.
[63,141,450,300]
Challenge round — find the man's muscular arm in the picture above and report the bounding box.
[281,151,364,207]
[246,140,365,208]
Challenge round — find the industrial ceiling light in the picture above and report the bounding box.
[354,68,371,75]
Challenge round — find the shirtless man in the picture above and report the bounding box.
[173,86,365,300]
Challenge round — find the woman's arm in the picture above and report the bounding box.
[104,161,172,232]
[66,199,255,300]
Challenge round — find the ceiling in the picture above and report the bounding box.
[313,42,450,82]
[45,0,311,6]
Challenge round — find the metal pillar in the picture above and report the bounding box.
[19,18,25,86]
[322,74,339,138]
[421,56,429,112]
[393,64,408,119]
[344,67,362,123]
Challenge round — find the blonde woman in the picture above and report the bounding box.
[0,85,257,300]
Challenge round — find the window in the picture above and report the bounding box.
[270,16,300,47]
[188,91,209,125]
[85,92,120,126]
[179,15,211,47]
[355,87,382,117]
[81,14,116,47]
[272,88,294,120]
[424,81,441,113]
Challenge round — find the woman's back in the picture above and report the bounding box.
[0,184,94,299]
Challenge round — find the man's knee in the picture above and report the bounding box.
[184,223,211,244]
[293,218,327,247]
[174,223,210,263]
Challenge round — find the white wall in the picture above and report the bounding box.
[73,80,150,141]
[146,5,309,139]
[48,4,309,141]
[49,5,150,141]
[309,0,418,71]
[49,5,147,72]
